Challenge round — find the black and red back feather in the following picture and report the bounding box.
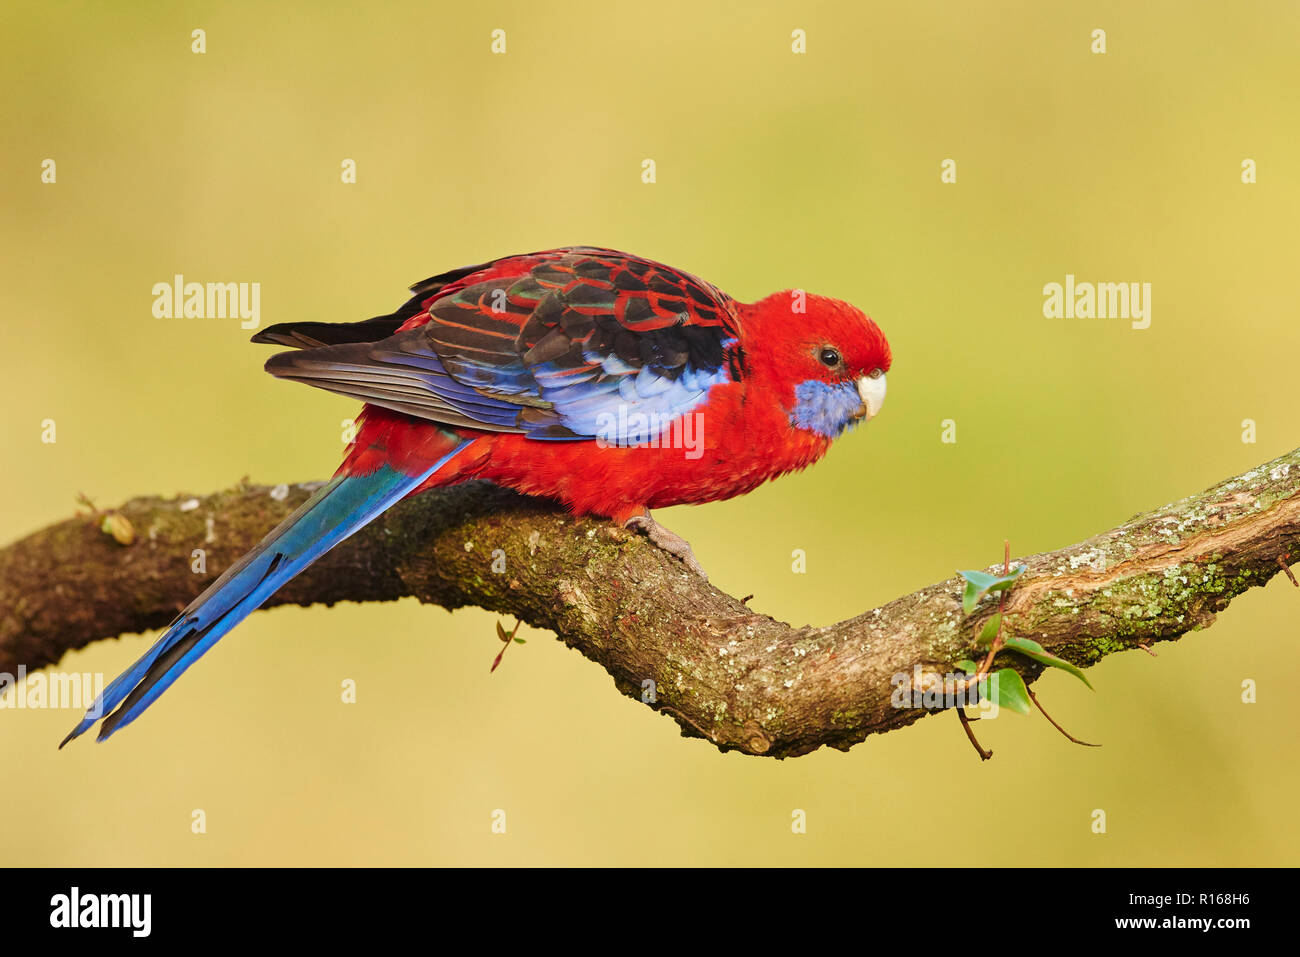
[254,247,742,440]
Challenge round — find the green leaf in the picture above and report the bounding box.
[976,613,1002,646]
[513,637,526,644]
[100,512,135,546]
[957,565,1027,614]
[955,659,978,674]
[1002,636,1094,690]
[987,565,1028,593]
[958,569,1002,591]
[985,668,1032,715]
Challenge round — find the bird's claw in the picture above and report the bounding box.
[623,512,709,581]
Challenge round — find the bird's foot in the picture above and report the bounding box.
[623,511,709,581]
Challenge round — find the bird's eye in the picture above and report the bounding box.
[818,347,841,367]
[868,367,884,379]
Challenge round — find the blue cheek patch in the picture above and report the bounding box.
[789,379,862,438]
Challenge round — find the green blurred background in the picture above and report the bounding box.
[2,0,1297,866]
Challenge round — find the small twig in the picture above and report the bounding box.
[1027,687,1101,747]
[1278,553,1298,588]
[975,540,1013,680]
[957,707,993,761]
[489,618,524,672]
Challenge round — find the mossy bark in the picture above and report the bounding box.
[2,448,1297,758]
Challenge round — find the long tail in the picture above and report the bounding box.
[62,439,472,745]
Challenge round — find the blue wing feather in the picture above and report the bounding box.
[62,442,471,745]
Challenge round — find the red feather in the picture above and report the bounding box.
[327,247,892,525]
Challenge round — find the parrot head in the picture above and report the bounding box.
[739,291,892,439]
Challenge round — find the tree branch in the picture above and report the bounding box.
[2,447,1297,757]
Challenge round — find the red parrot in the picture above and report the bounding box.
[63,247,891,744]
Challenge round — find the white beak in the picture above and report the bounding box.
[856,374,887,421]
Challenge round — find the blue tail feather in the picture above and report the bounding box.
[62,441,470,746]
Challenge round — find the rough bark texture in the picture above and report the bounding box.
[2,447,1297,758]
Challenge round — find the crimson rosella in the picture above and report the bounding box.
[63,246,891,744]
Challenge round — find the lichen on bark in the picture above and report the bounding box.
[1,448,1297,758]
